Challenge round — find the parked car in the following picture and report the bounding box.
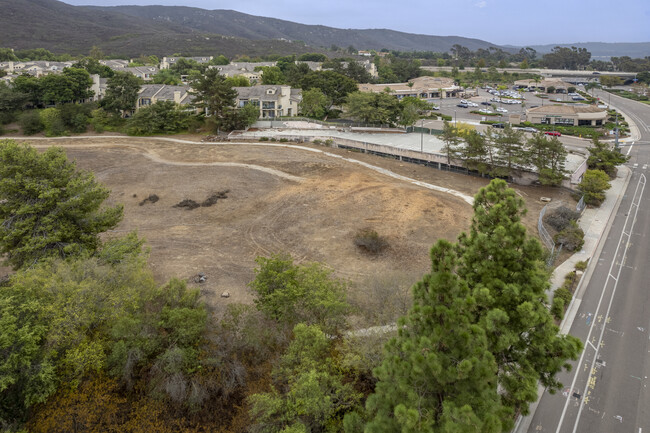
[481,101,492,106]
[431,105,440,110]
[460,99,469,104]
[544,131,561,136]
[457,103,469,108]
[496,107,508,113]
[467,102,479,107]
[491,123,506,129]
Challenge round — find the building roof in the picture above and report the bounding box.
[527,104,606,115]
[234,85,291,99]
[138,84,193,104]
[359,76,457,94]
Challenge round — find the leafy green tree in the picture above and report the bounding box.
[18,110,44,135]
[101,71,142,117]
[586,136,628,178]
[364,240,508,432]
[299,88,328,119]
[249,324,361,433]
[61,68,94,101]
[72,57,115,78]
[398,96,430,127]
[345,92,401,125]
[0,140,123,269]
[301,70,358,110]
[12,74,42,106]
[0,48,18,61]
[456,180,582,416]
[152,69,182,85]
[209,55,230,65]
[170,58,206,76]
[249,254,350,335]
[258,66,285,85]
[527,133,568,186]
[578,169,611,206]
[297,53,327,62]
[225,75,251,87]
[126,100,190,135]
[0,81,28,123]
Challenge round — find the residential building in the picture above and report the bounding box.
[100,59,130,70]
[136,84,193,110]
[525,105,607,126]
[234,85,301,118]
[358,76,462,100]
[123,66,159,81]
[160,56,213,70]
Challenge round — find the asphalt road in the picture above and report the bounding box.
[523,91,650,432]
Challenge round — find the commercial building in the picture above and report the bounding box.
[358,76,462,100]
[525,105,607,126]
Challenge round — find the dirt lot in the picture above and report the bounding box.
[4,135,575,308]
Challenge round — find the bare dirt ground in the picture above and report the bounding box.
[3,135,575,309]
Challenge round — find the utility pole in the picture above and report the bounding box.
[420,118,424,153]
[615,112,619,149]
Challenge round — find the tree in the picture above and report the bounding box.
[101,71,142,117]
[527,133,568,186]
[586,136,628,178]
[152,68,182,85]
[126,100,190,135]
[491,125,526,178]
[363,240,508,432]
[440,121,461,165]
[300,70,358,110]
[578,169,611,206]
[225,75,251,87]
[61,67,94,101]
[72,57,115,78]
[188,68,237,121]
[0,140,123,269]
[0,81,28,120]
[249,324,361,433]
[398,96,430,127]
[598,75,622,88]
[249,254,350,335]
[460,130,491,175]
[258,66,285,85]
[345,92,401,125]
[299,88,329,119]
[209,54,230,65]
[297,53,327,62]
[456,180,582,416]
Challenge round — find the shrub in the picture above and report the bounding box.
[40,108,66,137]
[555,287,573,305]
[59,103,93,133]
[259,136,269,141]
[554,221,585,252]
[19,110,44,135]
[551,296,565,321]
[574,260,588,271]
[440,114,453,121]
[279,138,289,142]
[126,101,190,135]
[578,169,611,206]
[545,206,580,232]
[353,228,388,255]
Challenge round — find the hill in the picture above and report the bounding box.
[0,0,315,57]
[508,42,650,60]
[89,5,507,53]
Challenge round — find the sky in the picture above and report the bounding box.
[63,0,650,46]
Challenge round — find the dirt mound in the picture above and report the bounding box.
[138,194,159,206]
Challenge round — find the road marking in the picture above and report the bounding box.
[555,175,647,433]
[627,143,634,156]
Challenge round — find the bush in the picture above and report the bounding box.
[279,138,289,142]
[440,114,453,121]
[126,101,190,135]
[554,221,585,252]
[578,169,611,206]
[353,228,388,255]
[551,296,565,321]
[574,260,588,271]
[545,206,580,232]
[555,287,573,305]
[259,136,269,141]
[19,110,44,135]
[59,103,94,133]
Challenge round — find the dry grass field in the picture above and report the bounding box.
[3,136,575,317]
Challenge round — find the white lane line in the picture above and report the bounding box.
[571,174,646,433]
[555,174,647,433]
[627,142,634,156]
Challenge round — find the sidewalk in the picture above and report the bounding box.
[549,164,631,337]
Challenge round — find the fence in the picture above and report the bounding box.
[538,204,562,266]
[576,195,586,213]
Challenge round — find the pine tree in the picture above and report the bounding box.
[457,179,581,416]
[364,241,508,433]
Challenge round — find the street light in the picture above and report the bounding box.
[454,110,457,127]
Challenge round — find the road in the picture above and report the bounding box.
[524,90,650,432]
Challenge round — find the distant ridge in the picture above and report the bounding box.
[89,5,508,53]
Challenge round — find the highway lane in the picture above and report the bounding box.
[525,90,650,432]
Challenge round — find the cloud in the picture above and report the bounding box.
[475,0,487,7]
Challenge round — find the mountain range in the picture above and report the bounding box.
[1,0,648,59]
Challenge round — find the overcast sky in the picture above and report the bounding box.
[63,0,650,46]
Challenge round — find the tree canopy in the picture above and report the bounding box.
[0,140,123,269]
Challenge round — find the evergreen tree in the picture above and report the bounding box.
[456,180,582,416]
[188,68,237,125]
[101,71,142,117]
[586,136,628,178]
[440,121,461,166]
[0,140,123,269]
[526,133,568,186]
[364,240,508,433]
[491,126,526,178]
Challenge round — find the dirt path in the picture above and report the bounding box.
[4,135,574,313]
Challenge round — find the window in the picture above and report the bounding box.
[555,118,574,125]
[541,117,551,124]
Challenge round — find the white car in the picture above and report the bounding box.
[496,107,508,113]
[479,109,494,114]
[460,99,469,104]
[467,102,479,107]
